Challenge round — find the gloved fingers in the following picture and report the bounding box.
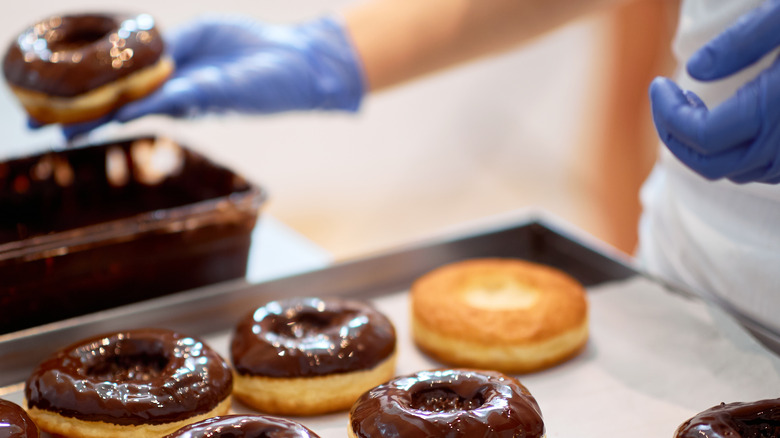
[662,129,753,180]
[61,114,115,141]
[27,117,46,130]
[727,165,772,184]
[164,15,264,67]
[650,77,760,155]
[115,77,201,122]
[687,0,780,81]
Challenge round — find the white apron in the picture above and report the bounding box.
[638,0,780,333]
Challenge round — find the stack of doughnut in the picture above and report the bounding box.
[230,297,397,416]
[23,328,232,438]
[2,12,173,124]
[410,258,589,373]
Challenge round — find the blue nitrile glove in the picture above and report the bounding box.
[649,0,780,184]
[61,14,365,140]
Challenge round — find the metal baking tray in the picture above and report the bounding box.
[0,217,636,388]
[3,215,780,438]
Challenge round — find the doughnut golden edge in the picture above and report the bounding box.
[410,258,590,373]
[233,350,397,416]
[9,55,173,125]
[412,314,589,373]
[24,396,230,438]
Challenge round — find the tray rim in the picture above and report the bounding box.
[2,210,777,390]
[0,135,268,261]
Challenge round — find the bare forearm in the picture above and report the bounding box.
[344,0,628,91]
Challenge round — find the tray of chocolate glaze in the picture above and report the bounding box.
[0,135,266,335]
[2,215,780,437]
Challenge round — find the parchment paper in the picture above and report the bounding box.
[4,276,780,437]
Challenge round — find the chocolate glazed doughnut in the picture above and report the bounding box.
[230,297,397,416]
[3,12,173,124]
[0,399,39,437]
[349,369,546,438]
[164,415,321,438]
[25,328,232,438]
[675,398,780,438]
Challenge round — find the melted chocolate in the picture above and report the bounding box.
[0,137,261,335]
[675,398,780,438]
[164,415,321,438]
[25,328,232,425]
[3,13,164,96]
[230,298,396,378]
[0,399,38,438]
[349,369,545,438]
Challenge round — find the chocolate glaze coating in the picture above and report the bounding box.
[25,328,232,425]
[3,13,164,96]
[164,415,321,438]
[675,398,780,438]
[231,298,396,378]
[349,369,545,438]
[0,399,39,438]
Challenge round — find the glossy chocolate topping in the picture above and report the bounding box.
[0,399,38,438]
[231,298,396,378]
[164,415,321,438]
[25,328,232,425]
[3,13,164,96]
[675,398,780,438]
[349,369,545,438]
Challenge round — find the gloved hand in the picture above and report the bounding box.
[649,0,780,184]
[61,14,365,139]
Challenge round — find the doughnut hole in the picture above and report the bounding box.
[411,385,487,413]
[84,338,170,381]
[272,309,360,338]
[47,17,115,51]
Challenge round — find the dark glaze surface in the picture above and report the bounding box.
[0,137,261,335]
[0,399,38,438]
[164,415,321,438]
[3,13,164,96]
[675,398,780,438]
[25,328,233,425]
[349,369,545,438]
[231,298,396,377]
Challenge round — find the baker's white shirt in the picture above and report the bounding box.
[638,0,780,334]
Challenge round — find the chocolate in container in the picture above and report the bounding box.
[0,136,266,334]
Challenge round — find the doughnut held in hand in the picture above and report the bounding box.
[348,368,546,438]
[0,399,39,437]
[230,297,397,416]
[2,12,173,124]
[24,328,232,438]
[164,415,321,438]
[674,398,780,438]
[411,258,589,373]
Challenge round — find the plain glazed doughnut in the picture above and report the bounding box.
[348,369,546,438]
[0,399,39,437]
[24,328,232,438]
[674,398,780,438]
[411,258,589,373]
[164,415,321,438]
[230,297,397,416]
[3,12,173,124]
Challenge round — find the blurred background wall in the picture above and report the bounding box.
[0,0,678,260]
